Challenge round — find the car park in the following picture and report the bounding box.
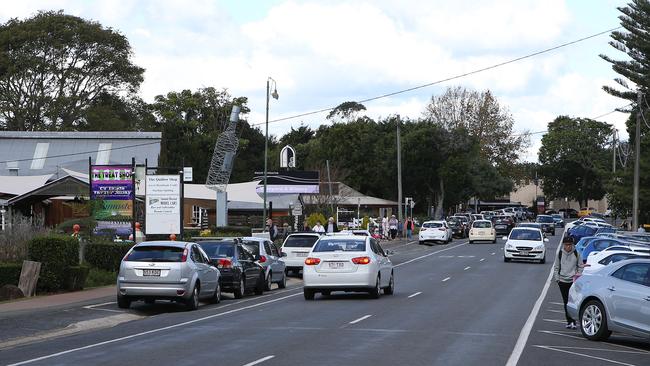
[302,235,394,300]
[582,249,650,274]
[535,215,556,236]
[241,237,287,290]
[503,227,548,263]
[117,241,221,310]
[281,233,322,275]
[551,214,565,228]
[493,215,514,235]
[469,220,496,244]
[198,239,265,299]
[567,258,650,341]
[419,220,452,244]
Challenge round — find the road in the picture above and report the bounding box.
[1,234,648,366]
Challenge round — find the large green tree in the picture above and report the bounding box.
[538,116,612,207]
[0,11,144,131]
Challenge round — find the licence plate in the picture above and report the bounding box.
[143,269,160,276]
[296,252,308,257]
[328,262,345,269]
[478,231,485,235]
[519,251,529,256]
[496,225,505,229]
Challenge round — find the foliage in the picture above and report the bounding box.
[84,267,117,288]
[55,217,97,238]
[65,265,90,291]
[306,213,327,229]
[326,101,367,122]
[208,226,252,236]
[0,214,48,262]
[85,242,133,272]
[28,235,79,292]
[200,229,212,237]
[0,11,144,131]
[0,262,22,287]
[538,116,612,206]
[361,216,370,230]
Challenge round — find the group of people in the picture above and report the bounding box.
[376,215,415,240]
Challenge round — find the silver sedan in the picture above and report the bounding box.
[567,258,650,341]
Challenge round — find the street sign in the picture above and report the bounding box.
[183,167,193,182]
[292,207,303,216]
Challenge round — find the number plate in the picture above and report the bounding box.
[143,269,160,276]
[478,231,485,235]
[328,262,345,269]
[496,225,505,229]
[519,251,529,256]
[296,252,308,257]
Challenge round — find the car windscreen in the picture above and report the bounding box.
[518,223,540,228]
[283,235,319,248]
[198,242,235,258]
[536,216,554,223]
[126,246,184,262]
[509,230,542,241]
[423,222,443,228]
[472,221,491,228]
[242,243,260,256]
[551,215,562,220]
[313,239,366,252]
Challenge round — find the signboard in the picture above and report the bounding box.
[146,175,181,234]
[90,165,134,238]
[254,171,319,194]
[183,167,193,182]
[292,207,303,216]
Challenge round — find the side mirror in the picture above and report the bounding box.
[502,236,508,241]
[281,252,287,257]
[544,238,549,242]
[385,250,395,256]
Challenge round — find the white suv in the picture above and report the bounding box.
[280,233,322,275]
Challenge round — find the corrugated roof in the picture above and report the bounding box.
[0,174,53,196]
[0,131,161,139]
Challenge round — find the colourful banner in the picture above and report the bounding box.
[90,164,134,237]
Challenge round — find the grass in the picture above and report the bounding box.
[85,267,117,288]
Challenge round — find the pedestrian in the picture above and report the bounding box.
[326,216,339,233]
[388,215,398,240]
[397,220,404,238]
[282,222,290,239]
[302,220,311,232]
[553,236,583,330]
[405,216,414,240]
[382,215,389,239]
[637,225,646,233]
[266,218,279,242]
[312,221,325,233]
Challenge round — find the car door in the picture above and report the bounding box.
[198,245,219,293]
[264,240,280,282]
[607,263,650,334]
[370,238,391,286]
[191,245,212,296]
[238,245,259,290]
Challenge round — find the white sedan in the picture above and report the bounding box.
[302,235,394,300]
[503,227,548,263]
[419,220,452,244]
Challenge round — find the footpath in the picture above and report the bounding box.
[0,285,115,313]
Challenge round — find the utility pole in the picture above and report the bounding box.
[633,91,642,231]
[612,130,617,173]
[326,160,333,216]
[396,119,403,222]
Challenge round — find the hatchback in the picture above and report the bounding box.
[419,220,452,244]
[302,235,394,300]
[281,233,322,275]
[241,237,287,290]
[535,215,556,236]
[469,220,496,244]
[117,241,221,310]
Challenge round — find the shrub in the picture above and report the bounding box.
[85,267,117,288]
[361,216,370,230]
[0,262,22,287]
[55,217,97,237]
[306,213,327,229]
[0,214,48,262]
[28,235,80,292]
[65,265,90,291]
[208,226,252,236]
[85,242,134,272]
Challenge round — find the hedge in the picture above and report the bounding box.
[0,262,22,287]
[65,265,90,291]
[28,235,79,292]
[85,242,134,272]
[209,226,252,236]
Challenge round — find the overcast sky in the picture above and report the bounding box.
[1,0,632,161]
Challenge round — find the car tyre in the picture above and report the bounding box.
[186,285,200,311]
[304,289,315,300]
[469,240,473,244]
[580,300,612,341]
[492,238,497,244]
[117,294,131,309]
[265,272,273,291]
[418,241,424,245]
[540,255,546,264]
[255,274,265,295]
[369,275,381,299]
[234,277,245,299]
[384,272,395,295]
[278,271,287,289]
[504,256,511,262]
[212,282,221,304]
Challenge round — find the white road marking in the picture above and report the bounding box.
[442,277,451,282]
[505,265,554,366]
[82,302,123,313]
[439,255,455,258]
[6,292,303,366]
[407,292,422,298]
[457,255,475,258]
[537,345,648,355]
[394,242,468,268]
[533,346,636,366]
[464,266,471,271]
[491,252,496,255]
[480,258,485,262]
[349,315,372,324]
[538,330,650,353]
[549,302,564,306]
[543,318,567,324]
[546,309,564,314]
[242,355,275,366]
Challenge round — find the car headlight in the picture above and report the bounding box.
[535,244,545,250]
[505,242,515,249]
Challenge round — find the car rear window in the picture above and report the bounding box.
[313,239,366,252]
[283,235,319,248]
[423,222,443,228]
[242,243,260,256]
[198,242,235,258]
[127,246,184,262]
[509,230,542,241]
[473,221,492,228]
[536,216,554,223]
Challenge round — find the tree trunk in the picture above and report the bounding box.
[434,177,445,219]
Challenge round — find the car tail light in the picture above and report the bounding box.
[180,247,188,262]
[176,289,185,295]
[438,228,446,232]
[420,228,427,231]
[258,255,267,263]
[305,257,321,265]
[352,256,371,265]
[217,258,232,268]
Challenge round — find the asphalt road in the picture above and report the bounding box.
[1,234,648,366]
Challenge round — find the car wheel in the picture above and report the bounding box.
[469,240,473,244]
[369,275,381,299]
[540,255,546,264]
[234,277,245,299]
[278,271,287,289]
[117,294,131,309]
[492,239,497,244]
[580,300,612,341]
[304,289,315,300]
[384,272,395,295]
[254,273,265,295]
[265,272,273,291]
[212,282,221,304]
[186,285,200,311]
[504,256,511,262]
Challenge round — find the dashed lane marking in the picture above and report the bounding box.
[480,258,485,262]
[464,266,471,271]
[407,292,422,298]
[394,242,468,268]
[349,315,372,325]
[533,346,636,366]
[491,252,496,255]
[242,355,275,366]
[442,277,451,282]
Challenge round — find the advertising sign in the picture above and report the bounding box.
[90,165,134,238]
[146,175,181,234]
[253,170,320,194]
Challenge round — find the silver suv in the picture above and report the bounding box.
[242,237,287,290]
[117,241,221,310]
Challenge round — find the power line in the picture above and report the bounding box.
[251,26,622,127]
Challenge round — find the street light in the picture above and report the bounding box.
[263,77,279,223]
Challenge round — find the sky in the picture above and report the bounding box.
[0,0,633,161]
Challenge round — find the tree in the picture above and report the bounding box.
[538,116,612,207]
[326,101,367,122]
[0,11,144,131]
[79,93,155,131]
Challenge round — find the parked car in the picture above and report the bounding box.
[241,237,287,290]
[302,235,394,300]
[493,215,515,235]
[583,250,650,274]
[535,215,556,236]
[568,224,600,244]
[575,236,599,257]
[578,207,597,217]
[280,233,322,275]
[503,227,548,263]
[419,220,453,244]
[551,214,565,228]
[471,214,485,222]
[447,218,466,238]
[117,241,221,310]
[559,208,579,218]
[567,259,650,341]
[469,220,496,244]
[580,238,648,263]
[198,239,265,299]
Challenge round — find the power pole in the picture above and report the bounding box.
[612,130,617,173]
[396,120,403,222]
[633,91,642,231]
[326,160,333,216]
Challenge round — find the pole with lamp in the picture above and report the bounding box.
[263,77,279,225]
[0,206,5,232]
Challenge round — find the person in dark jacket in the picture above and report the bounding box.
[405,217,414,240]
[553,236,583,329]
[266,218,279,242]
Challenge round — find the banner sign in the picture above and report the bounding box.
[146,175,181,234]
[90,165,134,238]
[253,170,320,194]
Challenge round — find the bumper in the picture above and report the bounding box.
[284,258,307,270]
[419,233,447,242]
[219,272,240,291]
[469,234,496,242]
[504,248,546,260]
[117,281,192,300]
[303,267,375,289]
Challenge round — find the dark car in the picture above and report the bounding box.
[493,215,514,235]
[559,208,579,218]
[535,215,556,236]
[551,214,565,228]
[447,218,466,238]
[198,239,265,299]
[450,215,470,236]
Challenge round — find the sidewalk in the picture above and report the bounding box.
[0,285,115,313]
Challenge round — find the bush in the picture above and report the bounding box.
[55,217,97,237]
[65,265,90,291]
[0,262,22,287]
[85,242,134,272]
[0,214,48,262]
[306,213,327,229]
[28,235,80,292]
[85,267,117,288]
[208,226,252,236]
